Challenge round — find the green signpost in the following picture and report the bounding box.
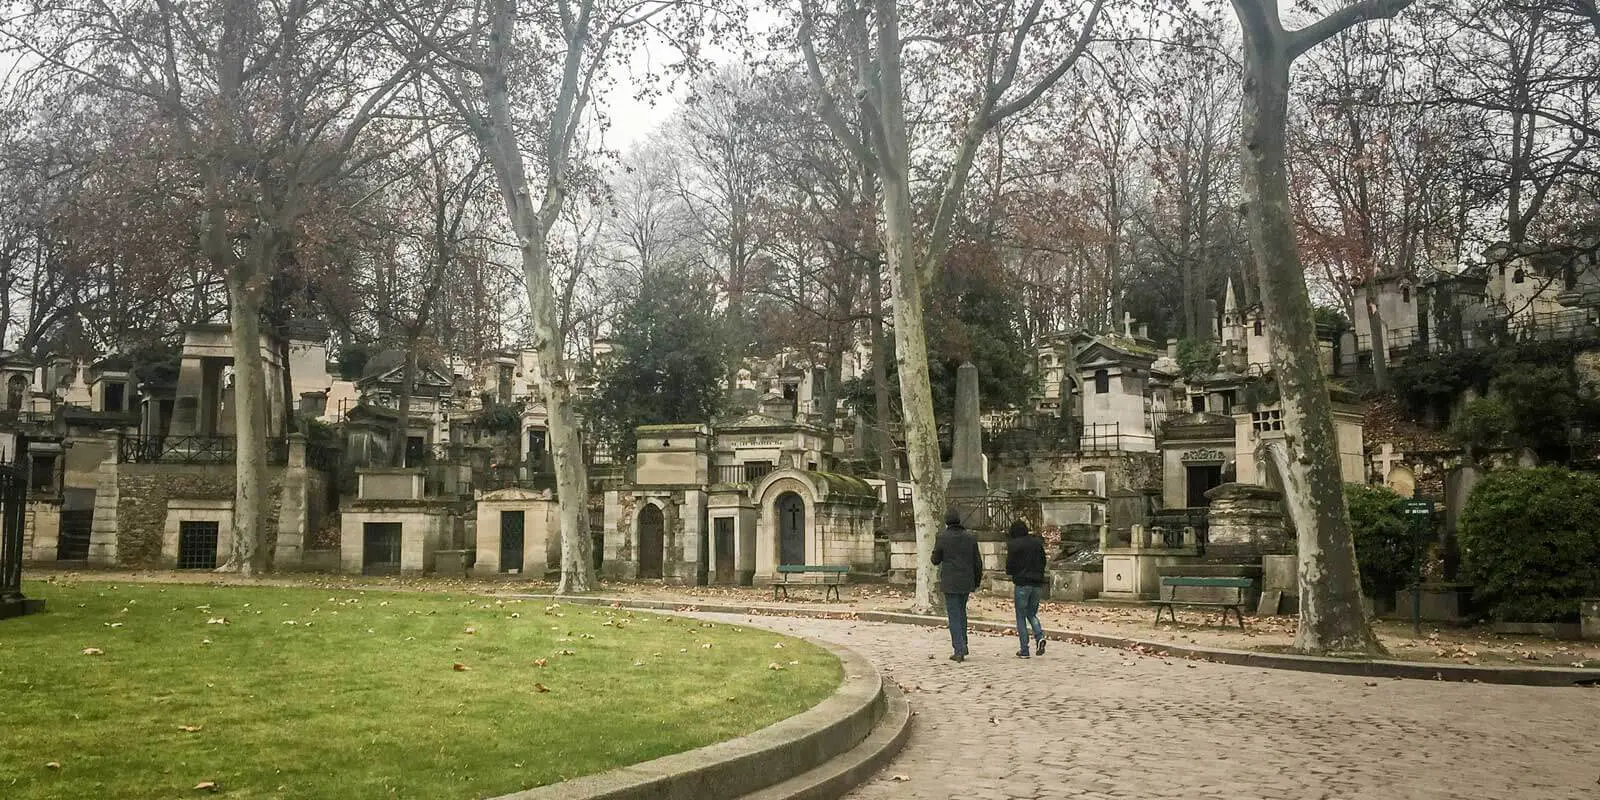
[1402,500,1433,635]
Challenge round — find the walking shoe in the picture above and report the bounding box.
[1036,637,1047,655]
[950,653,965,662]
[1017,650,1030,659]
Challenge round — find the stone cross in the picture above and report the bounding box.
[1372,443,1404,480]
[1122,312,1135,338]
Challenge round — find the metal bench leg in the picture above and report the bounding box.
[826,584,840,602]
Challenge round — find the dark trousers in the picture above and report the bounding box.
[1014,585,1043,652]
[944,592,970,655]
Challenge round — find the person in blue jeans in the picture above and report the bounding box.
[932,508,982,662]
[1005,519,1047,658]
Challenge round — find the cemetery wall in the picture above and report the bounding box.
[989,451,1162,495]
[114,464,287,566]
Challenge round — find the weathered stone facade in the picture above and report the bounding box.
[113,464,284,566]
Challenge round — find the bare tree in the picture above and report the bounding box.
[797,0,1107,611]
[1229,0,1417,656]
[392,0,729,592]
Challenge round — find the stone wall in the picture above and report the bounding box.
[988,451,1163,495]
[113,464,286,566]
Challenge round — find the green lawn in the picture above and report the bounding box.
[0,581,840,799]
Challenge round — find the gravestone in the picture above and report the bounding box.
[1385,465,1417,499]
[1106,489,1151,532]
[1514,448,1539,469]
[1442,462,1483,580]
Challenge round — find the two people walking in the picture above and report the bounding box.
[932,509,1047,661]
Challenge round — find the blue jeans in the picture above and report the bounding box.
[944,592,969,656]
[1014,585,1043,652]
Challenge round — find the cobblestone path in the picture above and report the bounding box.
[696,613,1600,800]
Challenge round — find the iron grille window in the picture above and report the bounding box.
[1252,410,1284,434]
[177,521,220,570]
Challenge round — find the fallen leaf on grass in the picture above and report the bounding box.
[193,781,219,792]
[556,649,575,656]
[768,662,785,671]
[464,626,478,635]
[178,725,203,732]
[533,658,548,667]
[533,683,550,693]
[452,663,472,672]
[45,762,61,769]
[82,647,103,656]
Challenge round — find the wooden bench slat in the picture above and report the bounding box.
[1160,577,1252,588]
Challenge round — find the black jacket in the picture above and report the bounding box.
[932,521,983,595]
[1005,522,1047,588]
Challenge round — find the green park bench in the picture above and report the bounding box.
[773,564,849,602]
[1153,576,1252,629]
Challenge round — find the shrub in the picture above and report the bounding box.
[1345,483,1425,598]
[1457,467,1600,622]
[1176,338,1218,377]
[1449,396,1511,452]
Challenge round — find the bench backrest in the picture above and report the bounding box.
[776,564,849,574]
[1160,576,1252,588]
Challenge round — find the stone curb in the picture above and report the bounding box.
[737,682,912,800]
[511,594,1600,688]
[489,615,890,800]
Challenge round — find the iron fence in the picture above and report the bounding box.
[119,434,308,467]
[1352,312,1599,356]
[1,443,29,607]
[1079,422,1122,452]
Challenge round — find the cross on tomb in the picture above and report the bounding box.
[1372,443,1404,480]
[1122,312,1135,338]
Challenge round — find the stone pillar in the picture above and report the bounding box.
[86,432,120,566]
[946,362,988,527]
[1582,598,1600,642]
[273,433,308,569]
[1202,482,1290,562]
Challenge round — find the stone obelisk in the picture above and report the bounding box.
[946,362,989,530]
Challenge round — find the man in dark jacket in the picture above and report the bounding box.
[932,508,982,662]
[1005,520,1048,658]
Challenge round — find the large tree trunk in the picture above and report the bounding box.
[879,154,941,613]
[222,262,271,575]
[867,238,899,539]
[1363,281,1390,390]
[478,0,593,593]
[1236,15,1383,656]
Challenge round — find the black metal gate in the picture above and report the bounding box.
[58,507,94,562]
[2,437,44,618]
[177,521,220,570]
[499,511,524,573]
[363,522,402,575]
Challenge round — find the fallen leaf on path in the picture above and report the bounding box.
[891,775,910,782]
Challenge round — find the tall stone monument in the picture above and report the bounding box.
[946,362,990,529]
